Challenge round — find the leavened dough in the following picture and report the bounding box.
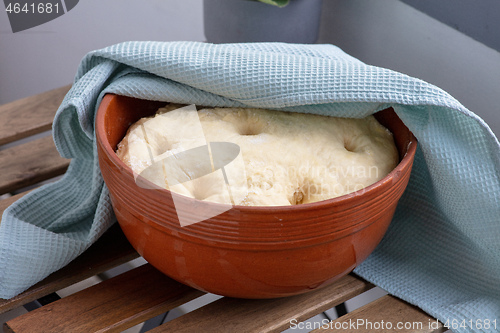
[116,105,399,206]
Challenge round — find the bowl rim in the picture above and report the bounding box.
[95,93,418,213]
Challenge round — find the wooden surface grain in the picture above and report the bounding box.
[0,85,71,146]
[4,264,204,333]
[312,294,445,333]
[0,223,139,315]
[0,135,69,195]
[150,274,373,333]
[0,192,30,215]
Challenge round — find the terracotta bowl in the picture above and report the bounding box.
[96,94,417,299]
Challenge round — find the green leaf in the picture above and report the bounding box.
[256,0,290,8]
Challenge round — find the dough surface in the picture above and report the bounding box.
[116,105,399,206]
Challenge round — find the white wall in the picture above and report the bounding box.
[318,0,500,136]
[1,0,499,137]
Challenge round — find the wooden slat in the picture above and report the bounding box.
[0,191,31,215]
[312,295,445,333]
[0,135,69,195]
[4,264,205,333]
[0,223,139,314]
[0,85,71,146]
[150,274,373,333]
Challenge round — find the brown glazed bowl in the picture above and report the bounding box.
[96,94,417,299]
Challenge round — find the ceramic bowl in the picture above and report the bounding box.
[96,94,417,299]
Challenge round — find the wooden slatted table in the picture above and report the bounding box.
[0,86,445,333]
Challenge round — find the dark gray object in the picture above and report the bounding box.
[203,0,323,44]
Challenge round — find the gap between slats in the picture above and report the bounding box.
[0,191,30,215]
[0,135,70,195]
[4,264,205,333]
[0,85,70,146]
[311,294,445,333]
[0,222,139,315]
[149,274,373,333]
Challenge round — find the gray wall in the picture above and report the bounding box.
[318,0,500,136]
[1,0,499,136]
[0,0,205,104]
[401,0,500,52]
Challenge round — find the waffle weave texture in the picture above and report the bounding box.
[1,42,499,332]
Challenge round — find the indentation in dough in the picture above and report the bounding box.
[343,137,356,152]
[238,122,264,136]
[230,110,266,136]
[290,181,320,205]
[291,188,305,205]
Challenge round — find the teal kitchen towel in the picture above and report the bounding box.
[1,41,499,332]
